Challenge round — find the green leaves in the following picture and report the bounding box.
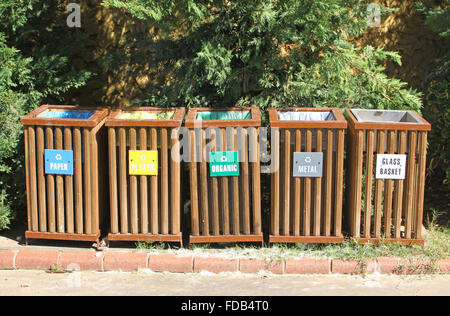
[0,0,92,229]
[417,0,450,192]
[416,1,450,38]
[104,0,422,116]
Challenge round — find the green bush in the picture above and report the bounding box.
[103,0,422,118]
[424,80,450,186]
[0,1,91,230]
[417,1,450,203]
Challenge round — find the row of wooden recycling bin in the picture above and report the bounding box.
[21,105,431,247]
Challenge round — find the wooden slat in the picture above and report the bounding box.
[170,128,181,235]
[150,128,159,234]
[64,127,74,234]
[28,127,39,232]
[415,132,428,239]
[271,127,280,236]
[129,128,138,234]
[46,127,56,233]
[412,152,419,235]
[139,128,148,234]
[251,127,261,235]
[242,128,251,235]
[404,131,417,239]
[290,131,295,237]
[283,129,291,236]
[161,128,169,235]
[293,129,302,236]
[363,130,375,238]
[345,129,355,236]
[352,130,364,238]
[73,128,83,234]
[279,131,285,237]
[24,129,31,231]
[373,130,385,238]
[119,127,128,234]
[90,128,100,234]
[189,129,199,236]
[231,128,240,235]
[199,129,210,236]
[55,127,65,233]
[221,128,230,235]
[83,128,92,235]
[314,129,323,236]
[334,129,345,237]
[324,130,333,236]
[383,130,396,238]
[36,127,47,232]
[393,130,406,238]
[108,128,118,234]
[210,129,220,236]
[303,129,312,236]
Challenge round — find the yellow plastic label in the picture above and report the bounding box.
[129,150,158,176]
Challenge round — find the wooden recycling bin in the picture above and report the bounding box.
[185,107,263,245]
[346,109,431,245]
[21,105,109,245]
[269,108,347,244]
[105,107,185,246]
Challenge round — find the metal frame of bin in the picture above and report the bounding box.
[21,105,110,246]
[185,107,263,245]
[105,107,185,246]
[345,109,431,246]
[268,108,347,244]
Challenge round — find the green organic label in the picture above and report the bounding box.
[209,151,239,177]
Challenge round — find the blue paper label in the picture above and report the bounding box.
[44,150,74,175]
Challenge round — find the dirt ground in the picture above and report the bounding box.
[0,269,449,296]
[1,223,449,297]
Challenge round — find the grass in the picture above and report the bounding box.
[134,213,449,269]
[135,241,168,251]
[134,226,449,262]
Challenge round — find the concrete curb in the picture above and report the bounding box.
[0,249,449,274]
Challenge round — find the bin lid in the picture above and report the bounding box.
[105,107,185,128]
[118,110,175,120]
[278,111,336,121]
[38,109,95,120]
[346,109,431,131]
[196,111,251,121]
[185,107,261,128]
[269,108,347,129]
[21,105,109,127]
[351,109,423,124]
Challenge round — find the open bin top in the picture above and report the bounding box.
[185,107,261,128]
[346,109,431,131]
[269,107,347,129]
[21,105,109,128]
[105,107,185,128]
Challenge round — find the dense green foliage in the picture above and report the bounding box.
[417,1,450,195]
[424,80,450,185]
[104,0,422,119]
[0,1,91,230]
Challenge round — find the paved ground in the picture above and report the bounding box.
[0,270,449,296]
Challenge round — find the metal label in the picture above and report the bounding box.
[375,154,406,180]
[293,152,323,178]
[129,150,158,176]
[44,150,74,175]
[209,151,239,177]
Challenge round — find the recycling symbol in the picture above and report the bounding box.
[55,154,63,161]
[220,156,228,162]
[304,156,312,163]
